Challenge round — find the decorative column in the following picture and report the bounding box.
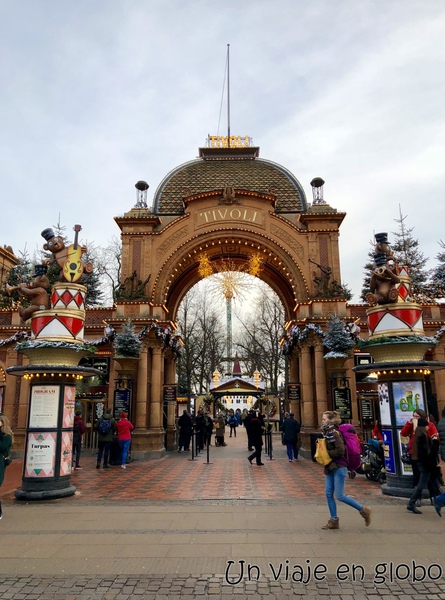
[7,282,100,500]
[130,345,151,458]
[300,344,315,427]
[135,346,148,428]
[147,343,165,457]
[353,233,445,497]
[314,340,328,423]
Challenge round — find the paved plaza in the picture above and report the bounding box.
[1,428,445,599]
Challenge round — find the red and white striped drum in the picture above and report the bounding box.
[31,309,85,344]
[51,283,86,311]
[367,302,424,341]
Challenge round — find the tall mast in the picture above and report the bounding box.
[227,44,231,146]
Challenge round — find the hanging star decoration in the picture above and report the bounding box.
[197,252,265,301]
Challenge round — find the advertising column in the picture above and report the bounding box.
[15,381,76,500]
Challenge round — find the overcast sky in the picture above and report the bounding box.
[2,1,445,305]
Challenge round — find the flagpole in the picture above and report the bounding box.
[227,44,230,147]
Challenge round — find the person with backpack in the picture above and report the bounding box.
[320,410,371,530]
[228,413,238,438]
[96,407,116,469]
[72,410,87,469]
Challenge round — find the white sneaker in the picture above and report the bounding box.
[121,465,126,469]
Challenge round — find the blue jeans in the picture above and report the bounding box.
[325,466,363,518]
[119,439,131,465]
[286,442,298,461]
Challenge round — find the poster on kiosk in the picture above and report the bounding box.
[379,380,426,476]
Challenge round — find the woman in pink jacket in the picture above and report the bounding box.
[116,412,134,469]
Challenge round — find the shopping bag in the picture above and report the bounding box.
[315,437,332,466]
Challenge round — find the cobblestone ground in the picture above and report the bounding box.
[1,575,445,599]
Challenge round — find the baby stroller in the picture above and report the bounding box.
[361,438,386,483]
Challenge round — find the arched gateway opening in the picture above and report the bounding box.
[114,139,348,458]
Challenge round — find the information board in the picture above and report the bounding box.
[360,397,374,421]
[287,383,301,403]
[114,388,131,418]
[163,385,177,403]
[333,387,352,420]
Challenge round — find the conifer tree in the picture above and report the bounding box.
[114,319,142,358]
[323,314,355,358]
[429,240,445,300]
[0,249,33,309]
[82,245,104,307]
[391,207,430,302]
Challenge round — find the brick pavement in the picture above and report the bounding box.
[1,428,445,599]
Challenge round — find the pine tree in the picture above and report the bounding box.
[392,207,430,302]
[113,319,142,358]
[429,240,445,300]
[81,245,104,307]
[0,249,33,309]
[323,314,355,358]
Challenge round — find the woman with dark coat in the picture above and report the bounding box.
[178,410,192,452]
[437,407,445,462]
[0,415,14,520]
[247,412,264,466]
[406,418,441,514]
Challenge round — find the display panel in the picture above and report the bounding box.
[378,382,391,425]
[392,381,424,426]
[29,385,60,428]
[398,429,413,475]
[62,386,76,429]
[25,432,57,477]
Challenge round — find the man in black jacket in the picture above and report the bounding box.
[247,412,264,466]
[282,412,301,462]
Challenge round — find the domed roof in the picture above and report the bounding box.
[152,147,308,215]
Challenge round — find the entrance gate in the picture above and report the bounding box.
[113,140,348,458]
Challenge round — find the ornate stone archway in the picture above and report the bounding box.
[113,141,348,457]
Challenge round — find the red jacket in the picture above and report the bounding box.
[400,420,438,453]
[116,418,134,441]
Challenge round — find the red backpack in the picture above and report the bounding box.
[338,424,362,471]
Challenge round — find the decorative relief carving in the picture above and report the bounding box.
[219,185,239,205]
[156,226,189,261]
[322,303,332,315]
[270,225,304,260]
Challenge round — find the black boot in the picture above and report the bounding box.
[407,502,422,514]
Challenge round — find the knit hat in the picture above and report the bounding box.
[417,418,428,427]
[120,412,127,419]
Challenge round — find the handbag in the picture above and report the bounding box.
[315,437,332,466]
[401,451,412,465]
